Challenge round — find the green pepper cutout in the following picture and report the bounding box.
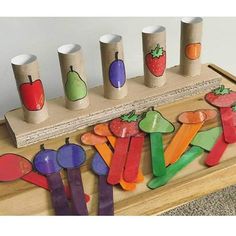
[148,126,222,189]
[139,108,175,177]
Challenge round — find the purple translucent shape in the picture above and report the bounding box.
[34,149,61,175]
[57,144,86,169]
[91,152,109,176]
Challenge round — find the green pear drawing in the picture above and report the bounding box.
[65,66,87,101]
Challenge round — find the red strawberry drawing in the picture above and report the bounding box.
[205,85,236,108]
[145,44,166,77]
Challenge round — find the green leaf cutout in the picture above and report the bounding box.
[191,127,222,151]
[151,44,164,58]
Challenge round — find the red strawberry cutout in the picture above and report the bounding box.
[145,44,166,77]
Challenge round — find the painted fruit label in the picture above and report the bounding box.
[65,66,87,101]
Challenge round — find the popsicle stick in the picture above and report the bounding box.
[67,168,88,215]
[94,142,136,191]
[150,132,166,177]
[21,171,90,202]
[165,122,204,165]
[107,137,130,185]
[148,146,204,189]
[106,135,144,183]
[220,107,236,143]
[47,172,71,215]
[98,175,114,216]
[123,136,145,182]
[204,134,229,166]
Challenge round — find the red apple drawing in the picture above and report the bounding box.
[19,75,45,111]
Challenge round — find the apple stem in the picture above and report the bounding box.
[70,66,73,72]
[40,144,45,151]
[28,75,33,85]
[65,137,70,144]
[115,51,119,61]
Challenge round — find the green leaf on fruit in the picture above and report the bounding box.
[232,105,236,112]
[120,110,139,122]
[151,44,165,58]
[213,85,232,95]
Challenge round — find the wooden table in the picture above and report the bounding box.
[0,64,235,215]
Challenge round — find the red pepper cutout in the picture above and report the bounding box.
[205,105,236,166]
[108,111,143,185]
[205,85,236,143]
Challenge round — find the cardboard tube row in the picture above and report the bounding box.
[10,17,203,124]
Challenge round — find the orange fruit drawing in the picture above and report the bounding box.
[185,43,201,60]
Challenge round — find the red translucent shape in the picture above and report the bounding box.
[0,154,32,181]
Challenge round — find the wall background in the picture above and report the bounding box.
[0,17,235,119]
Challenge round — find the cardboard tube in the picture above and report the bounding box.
[100,34,128,99]
[142,26,166,88]
[180,17,203,76]
[58,44,89,110]
[11,54,48,124]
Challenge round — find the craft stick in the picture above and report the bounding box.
[148,146,204,189]
[107,137,130,185]
[150,132,166,176]
[139,109,175,177]
[81,132,136,191]
[34,145,71,215]
[94,123,144,182]
[99,175,114,215]
[67,168,88,215]
[180,17,203,76]
[57,138,88,215]
[165,122,204,165]
[205,86,236,143]
[11,54,48,124]
[142,25,166,87]
[100,34,127,99]
[220,107,236,143]
[47,172,71,215]
[123,136,145,183]
[204,134,228,166]
[58,44,89,110]
[21,171,90,202]
[91,152,114,216]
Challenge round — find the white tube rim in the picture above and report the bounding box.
[100,34,122,44]
[182,17,203,24]
[142,25,166,34]
[58,44,82,54]
[11,54,37,65]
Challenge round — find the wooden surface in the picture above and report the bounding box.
[5,64,221,148]
[0,64,235,216]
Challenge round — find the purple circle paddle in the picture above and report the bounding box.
[57,138,88,216]
[91,152,114,216]
[34,144,71,215]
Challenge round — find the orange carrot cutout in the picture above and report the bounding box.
[94,123,144,183]
[164,109,217,165]
[81,132,136,191]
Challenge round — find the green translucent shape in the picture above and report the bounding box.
[139,111,175,133]
[65,70,87,101]
[191,127,222,151]
[147,146,204,189]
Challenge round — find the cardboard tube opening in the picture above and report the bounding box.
[182,17,203,24]
[100,34,122,44]
[142,25,165,34]
[11,54,37,65]
[58,44,81,54]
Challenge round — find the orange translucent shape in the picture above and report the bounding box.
[164,122,204,165]
[94,123,113,137]
[178,110,206,124]
[81,132,107,145]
